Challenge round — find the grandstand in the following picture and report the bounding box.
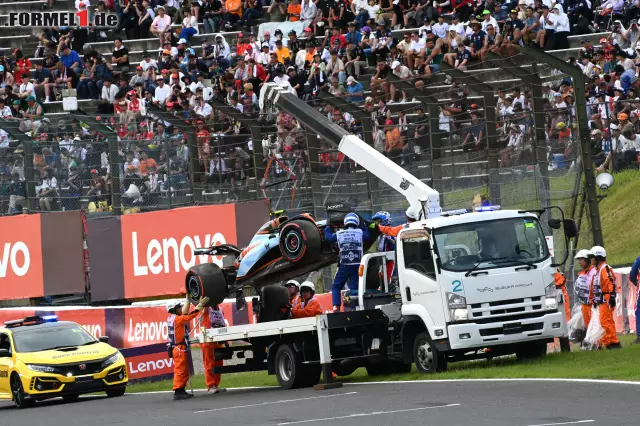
[0,0,632,241]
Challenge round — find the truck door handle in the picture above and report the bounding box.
[515,266,533,271]
[405,286,412,301]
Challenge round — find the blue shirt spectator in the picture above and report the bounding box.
[345,77,364,104]
[59,44,83,75]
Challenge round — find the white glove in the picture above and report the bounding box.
[195,296,210,311]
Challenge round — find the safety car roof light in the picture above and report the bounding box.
[475,205,501,212]
[4,315,58,328]
[441,209,468,217]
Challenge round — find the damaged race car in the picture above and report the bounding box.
[185,204,379,321]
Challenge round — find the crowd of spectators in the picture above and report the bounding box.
[3,0,640,215]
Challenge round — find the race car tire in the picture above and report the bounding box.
[106,386,127,397]
[186,264,228,307]
[11,373,34,409]
[62,394,80,403]
[258,285,290,323]
[279,220,321,263]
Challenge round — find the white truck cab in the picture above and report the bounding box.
[358,208,569,372]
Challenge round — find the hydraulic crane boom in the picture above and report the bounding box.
[259,83,441,219]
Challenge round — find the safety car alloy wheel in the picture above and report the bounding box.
[11,374,34,409]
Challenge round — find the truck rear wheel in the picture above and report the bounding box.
[186,264,228,307]
[279,220,321,263]
[515,341,548,360]
[274,344,313,389]
[413,332,447,374]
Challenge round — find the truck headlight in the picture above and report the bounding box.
[102,352,121,368]
[450,308,469,322]
[545,283,558,311]
[447,292,466,309]
[28,364,57,373]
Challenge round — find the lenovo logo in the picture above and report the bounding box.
[0,242,31,278]
[128,358,173,374]
[130,232,227,276]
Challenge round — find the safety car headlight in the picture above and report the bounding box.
[27,364,57,373]
[102,352,121,368]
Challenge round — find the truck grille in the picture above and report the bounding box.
[479,322,543,337]
[470,297,543,321]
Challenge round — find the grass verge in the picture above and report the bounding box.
[127,335,640,394]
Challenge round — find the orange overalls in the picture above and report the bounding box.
[290,294,301,309]
[199,307,225,390]
[592,262,620,347]
[168,311,200,391]
[378,224,404,238]
[574,266,596,328]
[554,271,571,320]
[291,296,324,318]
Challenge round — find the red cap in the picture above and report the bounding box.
[136,66,143,70]
[172,73,179,78]
[161,69,169,74]
[304,27,312,32]
[128,90,136,96]
[600,38,608,43]
[385,119,394,125]
[166,102,174,107]
[237,32,243,37]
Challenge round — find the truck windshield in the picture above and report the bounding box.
[433,217,548,272]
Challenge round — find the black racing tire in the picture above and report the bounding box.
[274,344,307,389]
[105,386,127,397]
[186,263,229,307]
[413,332,447,374]
[279,220,322,263]
[258,285,290,323]
[62,394,80,403]
[515,341,548,361]
[11,373,34,409]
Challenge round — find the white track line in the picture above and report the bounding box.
[527,421,595,426]
[193,391,358,414]
[127,377,640,396]
[346,378,640,387]
[276,403,461,425]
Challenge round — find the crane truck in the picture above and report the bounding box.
[189,83,576,389]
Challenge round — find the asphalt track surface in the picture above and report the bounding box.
[0,379,637,426]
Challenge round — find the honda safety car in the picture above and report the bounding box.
[0,315,127,408]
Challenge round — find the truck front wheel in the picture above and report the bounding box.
[413,332,447,373]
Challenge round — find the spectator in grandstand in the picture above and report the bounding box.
[18,97,44,134]
[180,10,200,42]
[36,166,57,211]
[345,76,364,104]
[32,62,52,103]
[151,6,173,47]
[221,0,243,30]
[58,43,83,77]
[0,65,14,96]
[112,39,130,77]
[99,79,118,114]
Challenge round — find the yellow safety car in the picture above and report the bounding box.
[0,315,128,408]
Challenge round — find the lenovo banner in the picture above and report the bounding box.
[0,212,85,300]
[121,343,193,382]
[87,201,269,302]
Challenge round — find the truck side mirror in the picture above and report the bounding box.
[547,218,562,230]
[563,219,577,239]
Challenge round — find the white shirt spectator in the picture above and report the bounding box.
[140,58,158,72]
[300,0,317,21]
[0,129,9,148]
[194,102,213,117]
[182,16,199,34]
[19,81,34,96]
[620,57,635,71]
[451,22,466,37]
[432,22,450,38]
[101,84,119,103]
[540,13,556,30]
[124,158,141,171]
[0,105,12,118]
[393,65,411,79]
[620,133,640,151]
[152,14,172,32]
[154,83,171,104]
[482,17,498,32]
[507,131,523,148]
[409,38,426,52]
